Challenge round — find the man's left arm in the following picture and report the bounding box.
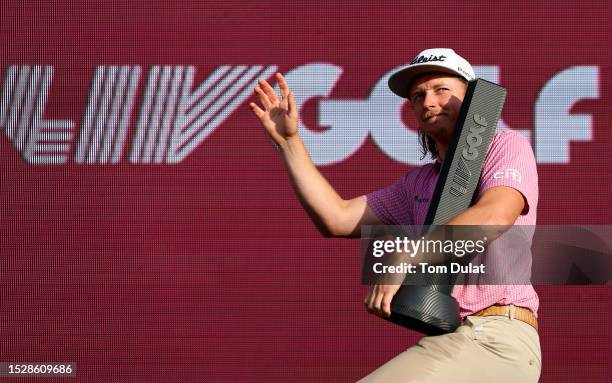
[364,186,524,318]
[365,130,538,318]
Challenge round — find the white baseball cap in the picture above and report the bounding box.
[388,48,476,98]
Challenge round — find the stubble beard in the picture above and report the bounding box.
[419,118,455,146]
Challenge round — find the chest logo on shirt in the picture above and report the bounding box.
[493,168,522,183]
[414,195,430,203]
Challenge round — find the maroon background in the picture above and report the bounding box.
[1,1,611,381]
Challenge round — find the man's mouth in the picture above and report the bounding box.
[423,113,445,122]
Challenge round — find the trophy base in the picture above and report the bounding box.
[387,285,461,336]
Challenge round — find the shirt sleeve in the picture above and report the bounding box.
[365,173,414,225]
[478,130,539,215]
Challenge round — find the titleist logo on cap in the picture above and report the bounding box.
[388,48,475,98]
[410,54,447,65]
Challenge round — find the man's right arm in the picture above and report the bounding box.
[280,135,381,238]
[250,73,381,238]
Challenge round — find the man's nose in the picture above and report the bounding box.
[423,92,437,109]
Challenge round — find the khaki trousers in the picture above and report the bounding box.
[358,314,541,383]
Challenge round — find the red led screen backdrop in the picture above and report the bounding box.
[1,1,611,382]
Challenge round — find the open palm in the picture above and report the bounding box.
[249,73,298,149]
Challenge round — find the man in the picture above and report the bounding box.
[250,48,541,382]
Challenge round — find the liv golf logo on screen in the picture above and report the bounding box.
[0,64,599,165]
[0,65,277,164]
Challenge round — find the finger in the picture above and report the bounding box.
[381,292,394,317]
[287,91,297,119]
[364,287,372,312]
[364,287,375,314]
[249,102,266,119]
[373,286,385,317]
[254,86,272,110]
[370,286,384,316]
[276,72,290,100]
[259,79,279,105]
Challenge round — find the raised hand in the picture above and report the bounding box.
[249,73,298,150]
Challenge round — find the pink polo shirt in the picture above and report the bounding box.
[366,129,539,318]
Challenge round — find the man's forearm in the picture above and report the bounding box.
[375,187,524,276]
[280,136,349,236]
[406,186,524,266]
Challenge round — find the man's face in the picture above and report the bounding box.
[408,73,467,140]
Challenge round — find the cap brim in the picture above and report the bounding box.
[388,64,462,99]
